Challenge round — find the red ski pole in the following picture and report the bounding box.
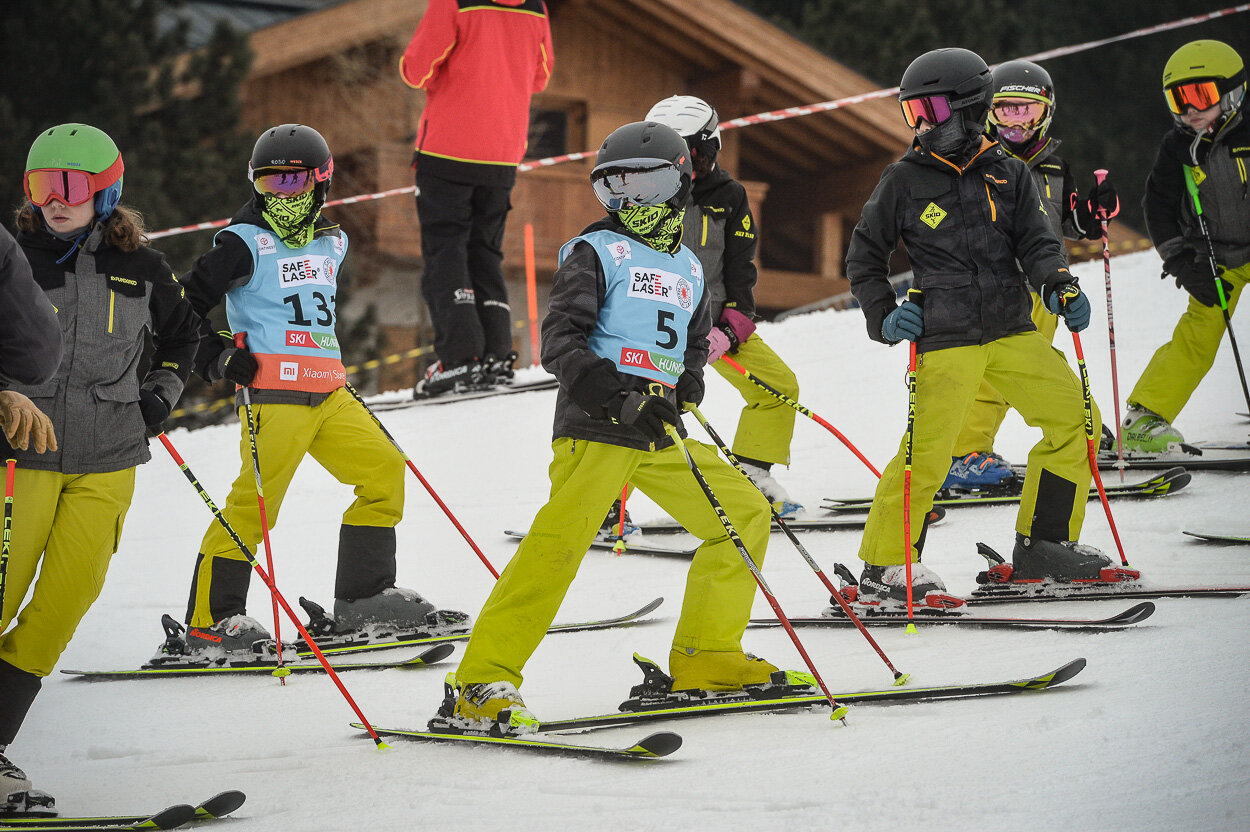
[1093,169,1126,481]
[233,333,285,682]
[156,432,389,748]
[719,356,881,478]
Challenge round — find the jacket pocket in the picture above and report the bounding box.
[104,277,148,342]
[917,271,976,342]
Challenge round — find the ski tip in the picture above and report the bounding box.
[196,790,246,820]
[1118,601,1156,624]
[416,642,457,665]
[145,803,197,828]
[631,731,683,757]
[1023,657,1087,690]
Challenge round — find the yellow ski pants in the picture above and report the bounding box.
[711,333,799,465]
[455,436,772,688]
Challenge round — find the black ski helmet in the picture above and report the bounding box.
[248,123,334,209]
[899,47,993,142]
[590,121,693,211]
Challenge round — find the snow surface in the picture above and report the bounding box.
[15,249,1250,831]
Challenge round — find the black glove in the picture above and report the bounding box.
[676,370,704,408]
[1165,251,1233,308]
[214,345,259,385]
[615,391,681,443]
[567,358,625,420]
[138,389,170,429]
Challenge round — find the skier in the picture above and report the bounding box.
[944,60,1120,489]
[432,121,810,735]
[1124,40,1248,450]
[0,224,61,389]
[641,95,802,517]
[0,124,200,812]
[176,124,465,659]
[846,48,1116,609]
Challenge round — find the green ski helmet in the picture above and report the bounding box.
[24,123,124,220]
[1161,40,1245,133]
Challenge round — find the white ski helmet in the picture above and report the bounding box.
[645,95,722,151]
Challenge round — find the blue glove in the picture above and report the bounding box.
[1044,283,1091,332]
[881,300,924,343]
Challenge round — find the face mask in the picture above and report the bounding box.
[616,203,685,254]
[262,190,318,248]
[918,115,982,164]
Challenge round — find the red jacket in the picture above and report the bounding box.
[400,0,553,169]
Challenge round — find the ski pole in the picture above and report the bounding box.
[1058,287,1129,566]
[1,460,13,613]
[718,356,881,478]
[902,289,921,634]
[661,422,849,723]
[155,432,389,748]
[687,405,909,686]
[1184,165,1250,412]
[234,333,285,683]
[613,485,629,555]
[1093,170,1126,481]
[342,381,500,579]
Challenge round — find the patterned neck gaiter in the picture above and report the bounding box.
[616,203,685,255]
[262,191,318,248]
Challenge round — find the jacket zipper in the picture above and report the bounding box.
[984,183,997,222]
[701,214,708,246]
[108,290,116,333]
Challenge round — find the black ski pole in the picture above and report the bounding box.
[155,432,389,748]
[1185,166,1250,412]
[1,460,13,613]
[661,422,849,723]
[1093,169,1127,480]
[686,405,909,686]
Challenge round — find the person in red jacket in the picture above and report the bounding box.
[400,0,554,397]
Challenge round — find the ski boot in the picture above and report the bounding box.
[972,536,1141,600]
[941,451,1017,493]
[597,499,641,542]
[619,652,817,711]
[333,587,471,638]
[159,614,299,667]
[428,673,539,736]
[738,461,803,518]
[414,360,486,399]
[836,562,965,614]
[482,350,519,386]
[0,753,54,819]
[1122,405,1184,453]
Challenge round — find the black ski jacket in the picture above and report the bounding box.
[541,216,710,451]
[846,138,1071,352]
[0,225,61,386]
[1143,116,1250,270]
[683,166,758,318]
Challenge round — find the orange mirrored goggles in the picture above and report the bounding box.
[1164,80,1222,114]
[24,155,124,207]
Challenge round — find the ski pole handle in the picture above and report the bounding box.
[234,331,247,350]
[1094,169,1107,185]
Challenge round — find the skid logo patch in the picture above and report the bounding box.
[920,202,947,229]
[628,267,693,310]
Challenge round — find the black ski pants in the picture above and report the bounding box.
[415,168,514,368]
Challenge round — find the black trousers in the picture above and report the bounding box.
[415,168,514,367]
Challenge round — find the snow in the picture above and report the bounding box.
[15,249,1250,830]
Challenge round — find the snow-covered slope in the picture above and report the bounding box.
[16,250,1250,830]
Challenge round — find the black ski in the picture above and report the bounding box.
[299,596,664,657]
[372,377,559,412]
[1183,530,1250,545]
[537,658,1087,733]
[0,791,245,829]
[966,584,1250,604]
[1093,445,1250,471]
[504,530,695,558]
[349,723,681,760]
[60,644,453,680]
[636,506,946,535]
[749,601,1155,630]
[821,467,1190,513]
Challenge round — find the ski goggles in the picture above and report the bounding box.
[1164,80,1222,114]
[990,100,1048,126]
[591,159,683,211]
[252,168,317,197]
[900,95,954,129]
[23,155,124,207]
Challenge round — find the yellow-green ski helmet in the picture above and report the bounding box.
[1161,40,1245,134]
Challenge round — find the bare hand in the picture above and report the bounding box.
[0,390,58,453]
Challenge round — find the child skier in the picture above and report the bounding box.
[944,59,1120,489]
[176,124,464,657]
[0,123,200,812]
[1124,39,1248,450]
[432,121,810,735]
[845,48,1117,608]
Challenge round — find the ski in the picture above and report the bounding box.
[748,601,1154,630]
[348,723,681,760]
[60,644,453,680]
[371,377,559,412]
[504,530,696,558]
[965,584,1250,604]
[300,596,665,657]
[1183,530,1250,545]
[537,658,1087,733]
[0,791,245,829]
[1092,445,1250,471]
[636,506,947,535]
[821,467,1190,513]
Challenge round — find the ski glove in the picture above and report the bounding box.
[1166,252,1233,308]
[138,389,170,429]
[615,391,681,443]
[718,307,756,347]
[568,358,627,420]
[706,327,732,363]
[0,390,57,454]
[676,370,705,408]
[881,299,924,343]
[1044,282,1091,332]
[214,345,259,386]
